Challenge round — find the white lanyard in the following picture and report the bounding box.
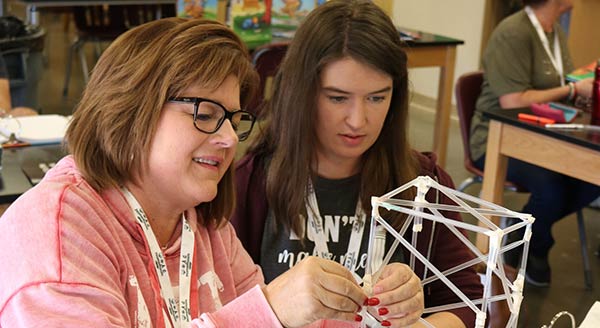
[122,188,195,328]
[525,6,564,86]
[305,180,384,272]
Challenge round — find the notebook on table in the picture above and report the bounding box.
[566,60,598,82]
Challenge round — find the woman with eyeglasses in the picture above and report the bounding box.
[232,1,483,327]
[0,18,369,327]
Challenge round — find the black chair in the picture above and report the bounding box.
[62,4,175,97]
[455,71,593,290]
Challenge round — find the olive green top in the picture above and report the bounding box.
[470,9,574,161]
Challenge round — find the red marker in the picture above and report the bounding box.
[517,113,556,125]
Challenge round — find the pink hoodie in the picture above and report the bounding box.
[0,156,358,328]
[0,156,281,327]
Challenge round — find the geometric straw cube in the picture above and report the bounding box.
[359,176,534,328]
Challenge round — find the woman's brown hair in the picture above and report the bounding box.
[250,0,418,235]
[66,18,258,226]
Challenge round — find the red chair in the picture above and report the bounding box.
[454,71,522,193]
[454,71,593,293]
[248,41,289,117]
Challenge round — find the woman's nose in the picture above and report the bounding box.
[346,101,367,129]
[213,118,239,147]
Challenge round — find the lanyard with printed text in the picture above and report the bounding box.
[122,188,195,328]
[525,6,564,86]
[305,180,385,273]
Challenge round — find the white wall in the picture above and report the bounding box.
[392,1,486,103]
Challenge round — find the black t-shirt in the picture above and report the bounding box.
[260,175,404,283]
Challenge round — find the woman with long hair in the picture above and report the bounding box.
[233,1,483,327]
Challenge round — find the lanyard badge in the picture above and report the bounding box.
[525,6,564,85]
[122,188,195,328]
[305,180,385,276]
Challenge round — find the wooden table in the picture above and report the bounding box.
[402,30,463,168]
[475,108,600,252]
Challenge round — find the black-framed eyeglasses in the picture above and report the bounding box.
[167,96,256,141]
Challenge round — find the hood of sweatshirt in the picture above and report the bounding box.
[44,155,191,255]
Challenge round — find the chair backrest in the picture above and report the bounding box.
[72,4,175,40]
[248,41,289,117]
[123,4,176,27]
[72,6,128,39]
[455,71,484,177]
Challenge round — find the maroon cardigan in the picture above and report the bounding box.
[231,151,484,327]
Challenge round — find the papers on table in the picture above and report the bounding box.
[580,301,600,328]
[0,114,70,145]
[566,60,597,82]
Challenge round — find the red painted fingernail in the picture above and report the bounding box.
[367,297,380,306]
[354,314,363,322]
[381,320,391,327]
[363,298,369,306]
[378,307,389,315]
